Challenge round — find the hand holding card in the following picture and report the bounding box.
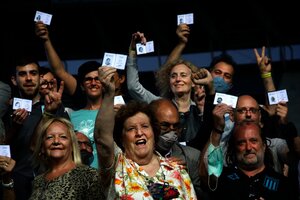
[136,41,155,55]
[177,13,194,25]
[34,11,53,25]
[0,145,11,158]
[114,95,125,105]
[267,89,289,105]
[13,97,32,112]
[213,92,238,108]
[102,52,127,70]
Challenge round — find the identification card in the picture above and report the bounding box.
[136,41,155,55]
[213,92,238,108]
[34,10,53,25]
[177,13,194,25]
[102,52,127,70]
[267,89,289,105]
[13,97,32,112]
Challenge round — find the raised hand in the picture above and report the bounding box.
[193,85,206,114]
[254,46,272,74]
[35,21,49,42]
[192,68,215,95]
[129,31,147,51]
[0,156,15,175]
[212,104,233,132]
[98,66,117,96]
[176,23,190,44]
[44,79,64,112]
[276,101,288,124]
[11,108,29,125]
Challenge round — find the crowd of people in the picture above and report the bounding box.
[0,18,298,200]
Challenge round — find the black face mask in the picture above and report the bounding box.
[80,150,94,166]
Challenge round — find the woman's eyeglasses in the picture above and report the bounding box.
[40,80,54,89]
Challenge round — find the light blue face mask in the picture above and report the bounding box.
[207,143,223,178]
[213,76,232,93]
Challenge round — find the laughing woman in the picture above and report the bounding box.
[94,66,197,199]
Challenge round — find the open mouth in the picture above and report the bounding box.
[135,139,146,145]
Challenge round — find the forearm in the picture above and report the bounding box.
[44,40,77,95]
[1,164,16,200]
[126,56,159,103]
[262,74,276,111]
[94,94,115,169]
[129,49,137,58]
[165,42,186,65]
[262,75,276,92]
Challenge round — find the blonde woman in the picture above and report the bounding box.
[29,117,104,200]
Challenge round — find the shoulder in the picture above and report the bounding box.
[177,144,200,159]
[263,167,287,180]
[74,165,98,173]
[269,137,288,147]
[71,165,99,179]
[180,144,200,154]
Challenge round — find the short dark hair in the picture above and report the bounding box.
[10,55,40,76]
[77,61,101,84]
[209,53,237,74]
[39,66,52,76]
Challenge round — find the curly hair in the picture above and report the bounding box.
[155,58,199,99]
[113,100,160,152]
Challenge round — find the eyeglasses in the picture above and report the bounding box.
[84,77,100,83]
[159,122,182,132]
[78,140,94,148]
[40,80,54,88]
[235,107,260,114]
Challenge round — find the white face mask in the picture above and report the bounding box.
[156,131,178,152]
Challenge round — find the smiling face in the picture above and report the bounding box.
[39,71,55,97]
[234,95,261,124]
[11,63,40,99]
[122,112,155,164]
[234,122,266,171]
[43,121,74,162]
[82,70,103,100]
[169,64,194,97]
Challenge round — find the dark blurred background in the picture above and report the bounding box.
[1,0,299,63]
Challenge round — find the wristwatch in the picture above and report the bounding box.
[2,179,14,189]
